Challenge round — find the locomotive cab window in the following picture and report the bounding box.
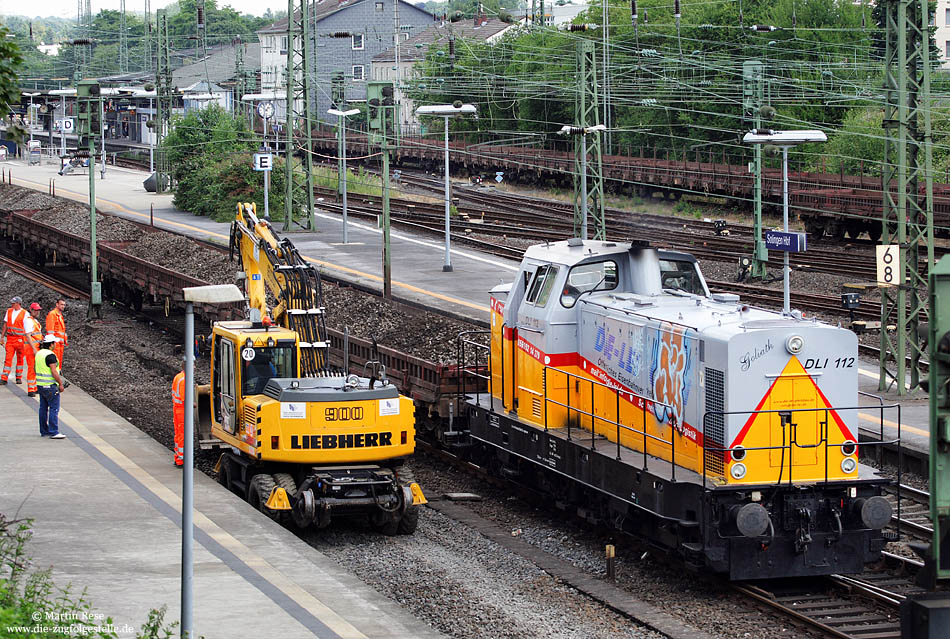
[242,346,296,396]
[659,258,707,297]
[525,264,559,307]
[561,260,618,308]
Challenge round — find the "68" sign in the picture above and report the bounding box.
[876,244,903,286]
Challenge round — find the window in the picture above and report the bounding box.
[242,346,296,396]
[946,40,950,59]
[946,8,949,24]
[525,264,559,308]
[659,259,707,297]
[280,36,288,53]
[561,261,618,308]
[352,33,364,50]
[352,65,365,81]
[375,1,384,9]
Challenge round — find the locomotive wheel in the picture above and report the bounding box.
[247,474,280,521]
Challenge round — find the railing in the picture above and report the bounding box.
[700,401,900,487]
[541,365,679,479]
[456,330,491,414]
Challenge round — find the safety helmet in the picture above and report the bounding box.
[30,302,41,311]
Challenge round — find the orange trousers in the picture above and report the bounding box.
[173,408,184,466]
[52,343,64,368]
[24,348,36,393]
[2,341,28,383]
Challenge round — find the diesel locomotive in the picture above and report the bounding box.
[461,238,897,579]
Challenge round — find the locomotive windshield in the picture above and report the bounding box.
[561,260,619,308]
[659,258,707,296]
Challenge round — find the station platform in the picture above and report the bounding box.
[1,158,933,461]
[0,381,445,639]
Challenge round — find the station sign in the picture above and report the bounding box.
[765,230,806,252]
[55,118,74,133]
[253,153,273,172]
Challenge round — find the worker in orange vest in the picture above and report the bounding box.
[22,304,45,397]
[1,296,28,385]
[172,362,185,467]
[46,298,67,366]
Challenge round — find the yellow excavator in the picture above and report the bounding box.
[197,202,425,533]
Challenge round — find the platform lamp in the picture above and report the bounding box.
[328,107,360,244]
[414,102,477,272]
[24,92,40,144]
[180,284,245,639]
[742,129,827,314]
[557,123,607,240]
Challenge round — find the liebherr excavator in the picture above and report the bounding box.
[197,202,425,533]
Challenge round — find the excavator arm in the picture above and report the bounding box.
[230,202,330,376]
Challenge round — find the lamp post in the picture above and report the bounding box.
[415,103,477,272]
[558,123,606,240]
[328,107,360,244]
[180,284,245,639]
[742,129,827,314]
[24,92,40,144]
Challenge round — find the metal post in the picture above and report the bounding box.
[443,115,452,271]
[148,97,154,173]
[782,145,790,314]
[341,116,349,244]
[99,98,106,179]
[60,96,66,158]
[28,94,34,145]
[182,302,195,639]
[88,96,99,319]
[383,143,392,299]
[581,130,588,240]
[263,162,270,219]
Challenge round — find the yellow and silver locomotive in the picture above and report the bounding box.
[465,238,896,579]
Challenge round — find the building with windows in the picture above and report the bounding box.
[257,0,436,122]
[938,1,950,68]
[372,16,515,130]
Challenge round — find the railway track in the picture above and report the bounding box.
[0,253,88,300]
[884,483,934,543]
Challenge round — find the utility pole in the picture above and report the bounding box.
[155,9,172,193]
[601,0,611,155]
[119,0,128,73]
[77,79,102,319]
[368,81,396,299]
[235,40,247,122]
[144,0,151,72]
[573,41,605,240]
[196,0,207,59]
[878,0,934,394]
[743,59,768,279]
[284,0,317,232]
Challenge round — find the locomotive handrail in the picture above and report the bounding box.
[700,402,900,482]
[857,390,903,531]
[456,331,491,412]
[540,364,679,480]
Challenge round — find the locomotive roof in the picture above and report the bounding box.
[581,291,829,336]
[523,239,635,266]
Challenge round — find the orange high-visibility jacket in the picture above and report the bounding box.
[46,309,67,345]
[172,371,186,419]
[3,307,26,344]
[24,315,43,350]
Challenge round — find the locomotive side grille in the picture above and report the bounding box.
[704,368,725,477]
[244,404,257,432]
[531,396,542,419]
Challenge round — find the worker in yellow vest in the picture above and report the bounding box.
[172,362,185,467]
[23,303,45,397]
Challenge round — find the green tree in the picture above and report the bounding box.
[160,104,254,182]
[0,25,23,121]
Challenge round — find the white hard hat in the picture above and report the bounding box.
[43,334,60,343]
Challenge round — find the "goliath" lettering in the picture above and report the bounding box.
[290,432,393,450]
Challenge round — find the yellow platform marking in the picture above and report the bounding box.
[28,394,369,639]
[858,411,930,438]
[12,175,490,314]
